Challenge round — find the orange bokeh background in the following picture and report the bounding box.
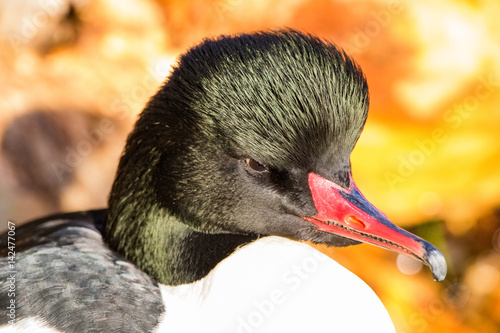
[1,0,499,332]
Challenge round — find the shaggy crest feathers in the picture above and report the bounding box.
[160,29,369,168]
[105,29,371,284]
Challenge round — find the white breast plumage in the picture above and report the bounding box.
[155,236,396,333]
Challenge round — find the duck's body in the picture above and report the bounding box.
[157,236,395,332]
[0,211,163,333]
[0,30,445,332]
[2,211,394,333]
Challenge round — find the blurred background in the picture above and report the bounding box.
[0,0,499,332]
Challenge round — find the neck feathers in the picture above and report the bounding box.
[105,124,256,285]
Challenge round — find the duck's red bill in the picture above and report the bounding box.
[302,173,447,281]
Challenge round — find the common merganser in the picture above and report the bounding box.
[0,29,446,333]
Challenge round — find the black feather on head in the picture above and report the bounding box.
[161,29,369,169]
[106,29,371,284]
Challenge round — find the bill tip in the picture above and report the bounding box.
[428,248,447,282]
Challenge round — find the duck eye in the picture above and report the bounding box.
[245,158,268,172]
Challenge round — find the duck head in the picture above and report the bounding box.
[106,30,446,285]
